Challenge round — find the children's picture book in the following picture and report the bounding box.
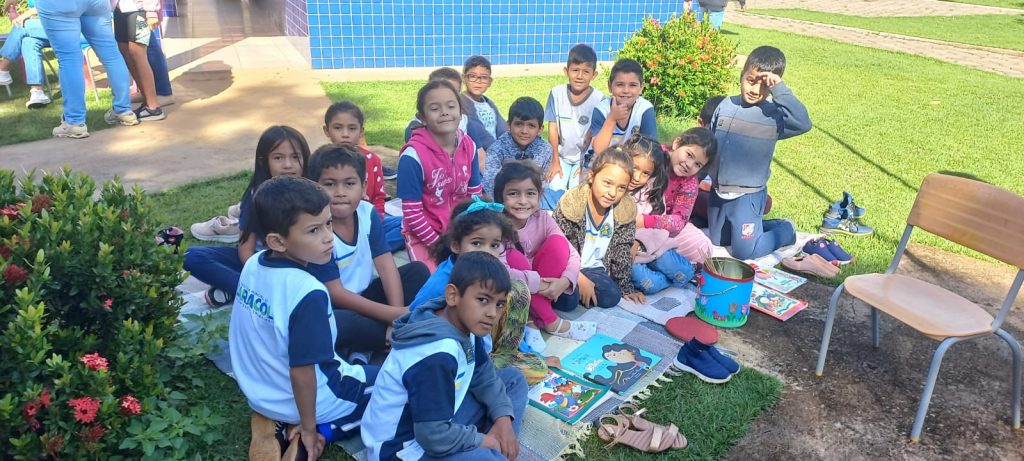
[750,263,807,294]
[527,368,610,424]
[560,334,661,394]
[749,284,808,321]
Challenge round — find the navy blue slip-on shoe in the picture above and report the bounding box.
[382,165,397,180]
[823,238,855,265]
[673,340,732,384]
[691,338,740,375]
[802,238,838,264]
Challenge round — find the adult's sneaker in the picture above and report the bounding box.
[52,121,89,139]
[672,339,732,384]
[838,191,866,218]
[104,109,140,126]
[692,338,741,375]
[134,106,166,122]
[382,165,398,180]
[26,89,51,109]
[820,217,874,237]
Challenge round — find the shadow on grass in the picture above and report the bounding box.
[816,125,918,193]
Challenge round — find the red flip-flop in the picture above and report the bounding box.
[666,316,719,344]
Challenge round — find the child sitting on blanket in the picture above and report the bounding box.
[361,252,528,461]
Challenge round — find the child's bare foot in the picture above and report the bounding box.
[545,318,597,341]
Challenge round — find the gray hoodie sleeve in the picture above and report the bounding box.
[769,82,812,140]
[406,353,485,456]
[469,336,515,422]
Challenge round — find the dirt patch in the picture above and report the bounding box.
[721,243,1024,460]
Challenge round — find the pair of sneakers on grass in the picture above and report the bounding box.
[673,338,741,384]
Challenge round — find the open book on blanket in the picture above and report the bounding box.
[560,334,662,394]
[750,263,807,294]
[617,286,696,325]
[749,284,808,321]
[527,368,611,424]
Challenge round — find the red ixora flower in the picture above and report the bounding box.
[0,206,19,218]
[0,245,11,260]
[39,389,52,407]
[23,401,42,429]
[120,395,142,415]
[31,194,53,214]
[649,17,660,28]
[80,353,109,373]
[102,297,113,311]
[80,423,106,443]
[649,76,660,86]
[68,396,101,424]
[3,264,29,286]
[44,434,65,456]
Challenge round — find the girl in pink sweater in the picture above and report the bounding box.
[495,161,596,340]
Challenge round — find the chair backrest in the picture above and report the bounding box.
[908,173,1024,269]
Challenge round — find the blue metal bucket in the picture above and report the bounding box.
[694,257,754,328]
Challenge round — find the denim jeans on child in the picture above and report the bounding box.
[383,214,404,252]
[420,367,527,461]
[631,251,695,295]
[553,266,622,309]
[708,188,796,260]
[36,0,132,124]
[0,19,49,86]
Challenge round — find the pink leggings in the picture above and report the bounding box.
[404,231,438,273]
[674,222,713,264]
[505,235,571,327]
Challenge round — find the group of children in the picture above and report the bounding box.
[206,42,810,461]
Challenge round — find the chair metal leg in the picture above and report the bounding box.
[995,329,1022,430]
[871,307,880,348]
[815,283,847,376]
[911,337,962,442]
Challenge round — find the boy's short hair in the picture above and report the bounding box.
[324,101,364,127]
[507,97,544,124]
[567,44,598,69]
[608,58,644,84]
[463,55,492,74]
[448,251,512,297]
[429,67,462,84]
[252,176,329,239]
[307,143,367,184]
[743,46,786,77]
[699,95,726,125]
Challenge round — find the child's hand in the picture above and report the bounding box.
[482,434,501,451]
[630,241,641,260]
[758,71,782,88]
[546,162,563,181]
[578,273,597,307]
[609,98,631,125]
[289,425,325,461]
[488,416,520,460]
[538,277,571,300]
[384,325,394,348]
[624,292,646,304]
[545,355,562,368]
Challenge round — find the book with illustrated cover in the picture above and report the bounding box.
[527,368,610,424]
[560,334,661,394]
[751,264,807,294]
[750,283,808,321]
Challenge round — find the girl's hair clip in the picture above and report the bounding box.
[457,195,504,218]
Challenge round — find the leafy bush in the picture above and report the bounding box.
[0,169,223,460]
[617,14,738,120]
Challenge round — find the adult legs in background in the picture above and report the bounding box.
[36,0,133,127]
[708,11,725,29]
[147,26,172,97]
[114,9,160,115]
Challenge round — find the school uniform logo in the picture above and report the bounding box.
[741,223,756,239]
[631,126,640,134]
[578,115,589,125]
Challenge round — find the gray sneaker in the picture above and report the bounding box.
[104,109,140,126]
[52,121,89,139]
[26,89,51,109]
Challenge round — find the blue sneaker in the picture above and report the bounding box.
[823,238,855,265]
[802,238,838,263]
[692,338,740,375]
[673,340,732,384]
[820,217,874,237]
[839,191,866,218]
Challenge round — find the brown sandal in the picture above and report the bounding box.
[596,414,685,452]
[782,254,840,278]
[617,403,687,449]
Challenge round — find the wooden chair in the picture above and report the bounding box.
[815,173,1024,441]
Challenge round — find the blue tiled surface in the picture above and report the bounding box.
[304,0,677,69]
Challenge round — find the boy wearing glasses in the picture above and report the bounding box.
[460,55,506,151]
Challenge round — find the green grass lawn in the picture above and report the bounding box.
[940,0,1024,9]
[751,9,1024,51]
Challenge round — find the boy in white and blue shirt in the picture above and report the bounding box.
[362,252,528,461]
[589,58,658,156]
[229,176,377,459]
[542,44,604,209]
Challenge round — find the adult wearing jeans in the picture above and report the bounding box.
[35,0,138,139]
[0,1,52,109]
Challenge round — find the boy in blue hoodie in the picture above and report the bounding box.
[361,252,527,461]
[707,45,812,260]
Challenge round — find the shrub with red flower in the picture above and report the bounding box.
[80,423,107,443]
[68,397,101,424]
[3,263,29,285]
[30,193,53,214]
[80,353,109,372]
[119,395,142,416]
